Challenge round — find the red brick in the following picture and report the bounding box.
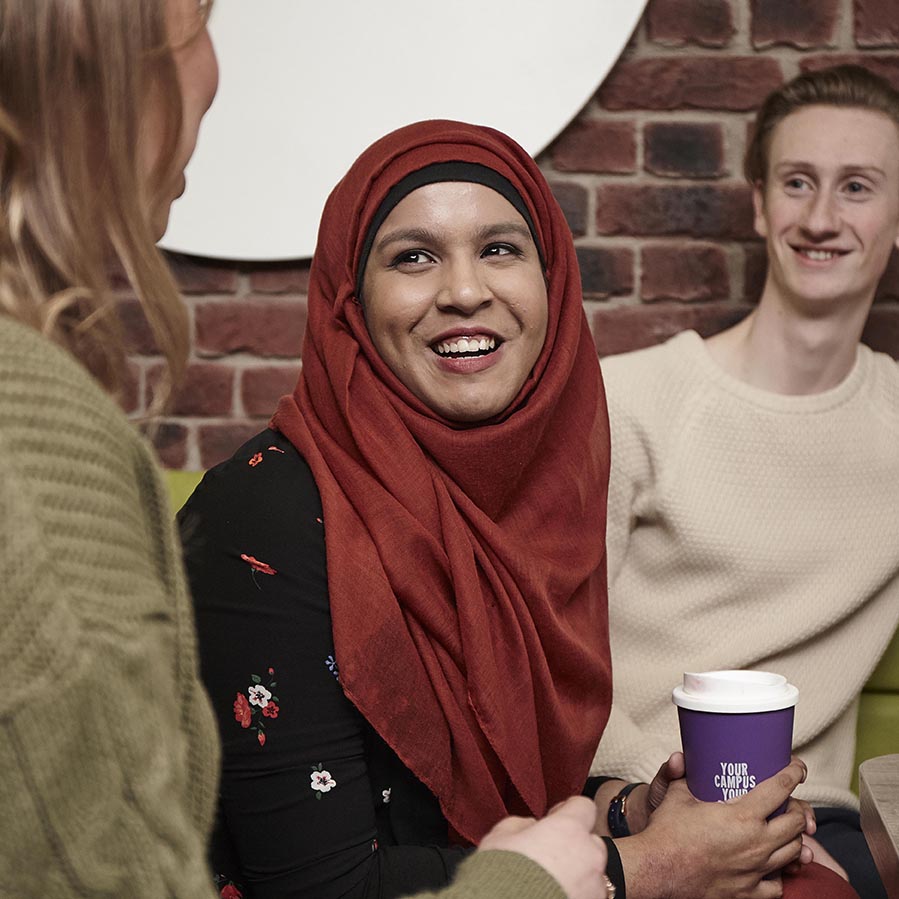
[199,423,263,469]
[599,57,783,111]
[751,0,840,48]
[800,55,899,91]
[549,120,637,173]
[249,262,311,294]
[595,184,755,239]
[641,244,730,302]
[548,181,588,237]
[863,302,899,358]
[644,122,726,178]
[195,297,307,358]
[149,362,235,417]
[120,297,163,356]
[163,251,240,295]
[646,0,735,48]
[242,365,301,417]
[145,421,189,470]
[855,0,899,47]
[743,242,768,302]
[576,247,634,299]
[593,303,751,356]
[119,362,141,416]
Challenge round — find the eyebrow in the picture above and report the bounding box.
[374,221,534,253]
[774,160,888,178]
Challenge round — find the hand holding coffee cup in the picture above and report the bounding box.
[672,670,799,812]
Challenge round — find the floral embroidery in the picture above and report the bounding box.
[267,445,285,453]
[233,693,252,728]
[315,516,323,525]
[311,763,336,798]
[382,788,392,804]
[248,452,263,467]
[325,654,339,681]
[248,684,272,707]
[214,874,244,899]
[240,553,277,576]
[233,669,280,746]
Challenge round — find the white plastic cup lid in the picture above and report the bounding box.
[672,669,799,714]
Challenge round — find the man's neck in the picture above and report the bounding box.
[705,287,871,395]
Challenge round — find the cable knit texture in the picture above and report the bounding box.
[594,329,899,810]
[0,315,219,897]
[402,851,566,899]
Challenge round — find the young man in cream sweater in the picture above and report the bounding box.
[593,65,899,899]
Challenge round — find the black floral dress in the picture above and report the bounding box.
[179,428,469,899]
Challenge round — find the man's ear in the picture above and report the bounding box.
[752,181,767,239]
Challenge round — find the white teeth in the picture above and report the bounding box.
[434,336,497,356]
[803,249,837,261]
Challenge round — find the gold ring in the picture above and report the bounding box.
[603,874,616,899]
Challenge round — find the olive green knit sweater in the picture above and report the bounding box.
[404,851,567,899]
[0,316,219,897]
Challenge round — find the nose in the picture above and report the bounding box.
[436,257,492,314]
[800,189,840,237]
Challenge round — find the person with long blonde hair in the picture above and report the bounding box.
[0,1,219,895]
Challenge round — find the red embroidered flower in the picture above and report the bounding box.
[240,554,277,576]
[262,701,280,719]
[233,693,251,728]
[248,452,263,467]
[257,731,266,746]
[220,886,243,899]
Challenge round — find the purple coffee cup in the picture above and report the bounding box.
[672,670,798,813]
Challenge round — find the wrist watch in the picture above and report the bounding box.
[607,781,644,838]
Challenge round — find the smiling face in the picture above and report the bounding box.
[361,181,548,423]
[754,104,899,315]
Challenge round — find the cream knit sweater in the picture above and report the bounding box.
[0,316,219,897]
[593,329,899,810]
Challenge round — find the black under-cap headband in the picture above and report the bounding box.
[356,161,545,298]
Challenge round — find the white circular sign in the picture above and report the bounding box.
[161,0,648,261]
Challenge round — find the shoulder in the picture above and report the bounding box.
[862,345,899,404]
[601,330,708,428]
[183,428,321,522]
[179,428,325,570]
[0,316,151,509]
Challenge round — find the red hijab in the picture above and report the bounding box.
[272,120,611,843]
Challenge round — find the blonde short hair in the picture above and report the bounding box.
[0,0,201,405]
[745,64,899,186]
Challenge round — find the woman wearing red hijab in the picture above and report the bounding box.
[180,121,843,899]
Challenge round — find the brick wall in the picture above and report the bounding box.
[133,0,899,470]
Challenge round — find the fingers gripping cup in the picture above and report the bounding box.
[672,670,799,811]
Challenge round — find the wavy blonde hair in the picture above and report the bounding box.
[0,0,200,407]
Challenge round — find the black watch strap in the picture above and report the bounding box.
[607,781,644,838]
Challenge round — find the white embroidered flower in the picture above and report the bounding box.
[247,684,272,708]
[382,788,392,804]
[311,770,336,793]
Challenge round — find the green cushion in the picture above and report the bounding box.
[865,628,899,693]
[165,470,204,514]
